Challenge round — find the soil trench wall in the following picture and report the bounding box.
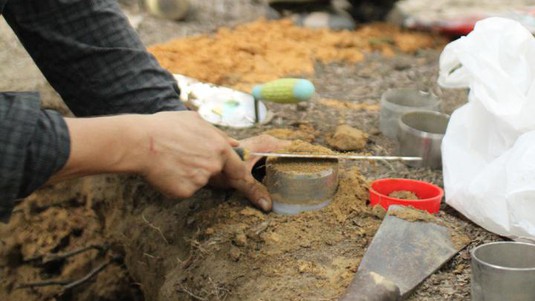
[91,166,375,301]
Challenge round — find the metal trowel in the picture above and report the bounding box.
[339,205,469,301]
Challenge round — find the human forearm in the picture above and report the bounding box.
[48,115,146,183]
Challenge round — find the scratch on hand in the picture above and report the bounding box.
[149,137,157,154]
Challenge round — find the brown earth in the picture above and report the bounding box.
[0,1,505,301]
[0,178,144,301]
[148,18,446,92]
[389,190,419,200]
[326,124,369,151]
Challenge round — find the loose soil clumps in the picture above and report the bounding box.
[326,124,369,151]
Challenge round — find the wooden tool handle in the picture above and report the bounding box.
[339,271,401,301]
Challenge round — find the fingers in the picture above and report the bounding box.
[239,134,291,170]
[220,145,272,211]
[150,167,212,199]
[221,145,247,180]
[228,176,272,212]
[218,134,291,211]
[213,126,240,147]
[239,134,291,153]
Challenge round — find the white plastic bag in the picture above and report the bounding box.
[439,17,535,241]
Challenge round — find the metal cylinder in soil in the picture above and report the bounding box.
[265,157,339,215]
[380,88,441,139]
[397,111,450,169]
[471,241,535,301]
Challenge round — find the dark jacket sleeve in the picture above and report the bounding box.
[0,0,187,222]
[0,92,70,222]
[2,0,186,117]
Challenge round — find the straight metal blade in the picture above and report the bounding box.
[250,152,422,161]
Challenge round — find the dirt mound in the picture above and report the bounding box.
[149,18,446,91]
[326,124,369,151]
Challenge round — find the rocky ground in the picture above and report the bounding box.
[0,1,505,300]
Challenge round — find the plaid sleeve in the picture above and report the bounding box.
[0,93,70,222]
[2,0,186,116]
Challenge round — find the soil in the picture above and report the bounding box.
[268,157,337,173]
[326,124,369,151]
[0,1,506,301]
[0,179,143,301]
[148,18,446,92]
[389,190,419,200]
[274,139,336,155]
[262,123,318,143]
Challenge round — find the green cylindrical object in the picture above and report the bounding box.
[251,78,315,104]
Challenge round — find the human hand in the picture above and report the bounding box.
[132,111,247,198]
[55,112,290,212]
[137,116,290,211]
[209,134,291,211]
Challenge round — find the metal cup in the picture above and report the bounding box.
[471,241,535,301]
[397,111,449,169]
[264,158,339,215]
[379,88,441,138]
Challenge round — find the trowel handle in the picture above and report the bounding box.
[339,271,401,301]
[251,78,315,104]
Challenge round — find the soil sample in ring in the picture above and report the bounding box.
[265,140,339,214]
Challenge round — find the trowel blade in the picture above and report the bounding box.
[357,205,467,297]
